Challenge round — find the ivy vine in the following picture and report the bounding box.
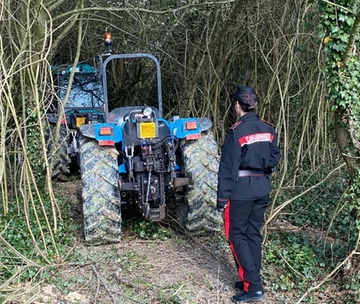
[318,0,360,235]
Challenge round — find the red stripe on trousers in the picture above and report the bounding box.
[223,202,248,291]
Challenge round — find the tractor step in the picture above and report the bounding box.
[148,205,166,221]
[174,177,193,187]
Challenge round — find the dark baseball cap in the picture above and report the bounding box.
[233,86,259,108]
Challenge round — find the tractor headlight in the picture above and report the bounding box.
[143,107,153,117]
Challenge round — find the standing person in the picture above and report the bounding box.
[217,85,281,303]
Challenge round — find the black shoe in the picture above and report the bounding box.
[234,281,244,290]
[231,291,264,303]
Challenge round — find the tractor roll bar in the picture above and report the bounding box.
[98,53,163,121]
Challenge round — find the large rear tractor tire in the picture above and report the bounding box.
[179,131,223,234]
[79,136,122,244]
[45,125,71,181]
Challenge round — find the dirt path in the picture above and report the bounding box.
[19,238,285,304]
[51,180,289,304]
[4,180,296,304]
[60,180,241,303]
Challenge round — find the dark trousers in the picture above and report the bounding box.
[223,195,269,292]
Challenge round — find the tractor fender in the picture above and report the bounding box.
[46,113,58,124]
[79,123,96,139]
[79,123,123,143]
[196,117,212,132]
[168,117,212,139]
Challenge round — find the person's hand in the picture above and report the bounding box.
[265,167,275,175]
[217,198,229,211]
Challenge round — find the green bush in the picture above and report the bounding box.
[263,231,347,292]
[123,218,172,240]
[0,190,76,281]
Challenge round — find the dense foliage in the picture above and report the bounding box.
[1,0,360,302]
[318,0,360,246]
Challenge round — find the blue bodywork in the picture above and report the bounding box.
[89,118,202,143]
[79,112,210,174]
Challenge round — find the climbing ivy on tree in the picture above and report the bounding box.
[319,1,358,112]
[318,0,360,240]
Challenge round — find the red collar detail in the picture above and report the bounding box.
[230,121,242,130]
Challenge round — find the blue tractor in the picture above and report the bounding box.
[51,35,222,243]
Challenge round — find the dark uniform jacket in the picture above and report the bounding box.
[217,112,281,202]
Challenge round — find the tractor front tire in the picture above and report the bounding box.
[179,131,223,234]
[79,136,122,244]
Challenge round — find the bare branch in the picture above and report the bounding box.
[320,0,356,15]
[47,0,67,13]
[91,264,118,304]
[52,0,236,22]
